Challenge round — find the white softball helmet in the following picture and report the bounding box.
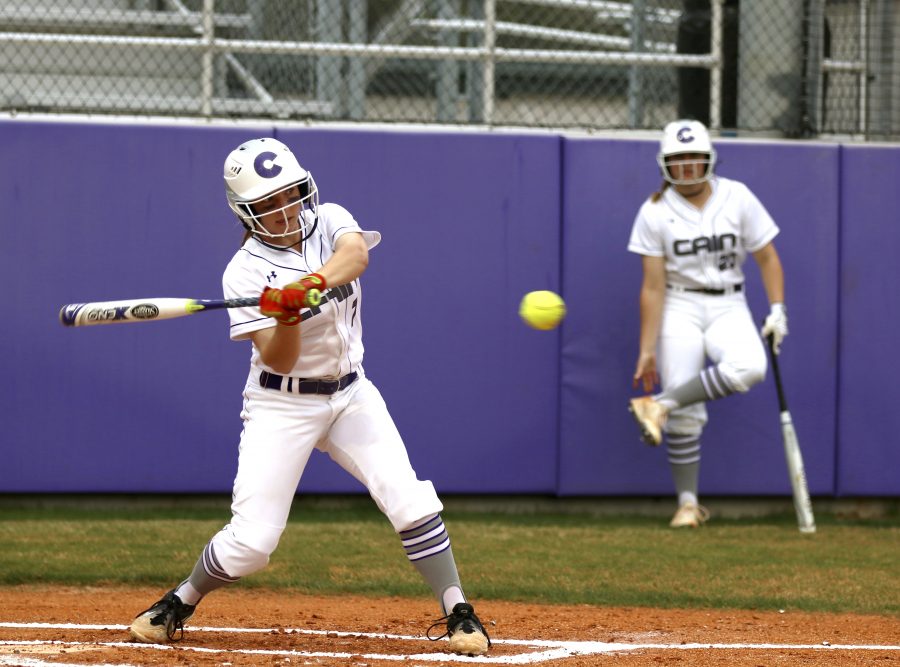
[657,119,718,185]
[224,137,318,239]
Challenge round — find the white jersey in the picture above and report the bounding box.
[627,176,778,291]
[223,202,381,379]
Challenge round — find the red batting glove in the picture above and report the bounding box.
[299,272,327,292]
[259,286,301,326]
[280,282,310,310]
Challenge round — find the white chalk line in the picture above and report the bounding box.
[0,622,898,666]
[0,658,136,667]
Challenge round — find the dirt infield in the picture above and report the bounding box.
[0,586,897,666]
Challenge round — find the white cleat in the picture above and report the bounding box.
[628,396,668,446]
[669,503,710,528]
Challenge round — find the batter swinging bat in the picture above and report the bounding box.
[765,335,816,534]
[59,291,321,327]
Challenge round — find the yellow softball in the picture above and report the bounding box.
[519,290,566,330]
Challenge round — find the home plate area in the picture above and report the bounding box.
[0,588,897,666]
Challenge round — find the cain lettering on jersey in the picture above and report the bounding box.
[673,233,737,256]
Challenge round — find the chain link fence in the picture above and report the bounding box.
[0,0,896,139]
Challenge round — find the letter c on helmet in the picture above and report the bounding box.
[676,126,695,144]
[253,151,283,179]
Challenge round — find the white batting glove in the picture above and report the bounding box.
[761,303,788,354]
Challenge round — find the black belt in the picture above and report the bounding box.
[259,370,358,395]
[667,283,743,296]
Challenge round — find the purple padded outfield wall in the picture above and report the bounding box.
[1,122,267,493]
[836,145,900,495]
[0,118,897,497]
[0,120,561,494]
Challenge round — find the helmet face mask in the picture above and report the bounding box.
[235,179,317,239]
[224,138,318,240]
[656,120,718,186]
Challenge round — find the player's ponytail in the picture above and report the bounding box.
[650,180,669,203]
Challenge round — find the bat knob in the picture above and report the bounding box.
[305,289,322,308]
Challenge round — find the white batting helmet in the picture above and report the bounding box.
[657,119,717,185]
[224,137,318,239]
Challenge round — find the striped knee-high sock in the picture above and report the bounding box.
[177,541,240,604]
[400,515,465,614]
[658,365,738,410]
[699,365,739,400]
[400,515,451,561]
[667,433,701,506]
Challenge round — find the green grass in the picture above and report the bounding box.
[0,496,897,616]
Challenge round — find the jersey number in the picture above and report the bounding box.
[350,298,359,327]
[718,253,737,271]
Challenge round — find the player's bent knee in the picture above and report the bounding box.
[210,521,283,577]
[720,361,766,393]
[379,480,444,533]
[733,367,766,392]
[221,542,270,578]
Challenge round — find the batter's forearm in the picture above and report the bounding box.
[253,325,302,374]
[316,235,369,287]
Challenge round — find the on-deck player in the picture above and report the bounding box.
[627,120,788,528]
[128,137,490,655]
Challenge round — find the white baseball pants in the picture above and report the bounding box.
[658,291,767,437]
[208,374,444,578]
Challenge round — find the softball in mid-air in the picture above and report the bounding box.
[519,290,566,330]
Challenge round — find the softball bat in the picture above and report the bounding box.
[766,334,816,534]
[59,291,321,327]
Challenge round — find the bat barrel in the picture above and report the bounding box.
[59,296,264,327]
[59,298,197,327]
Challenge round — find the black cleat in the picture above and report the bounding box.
[129,589,196,644]
[427,602,491,656]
